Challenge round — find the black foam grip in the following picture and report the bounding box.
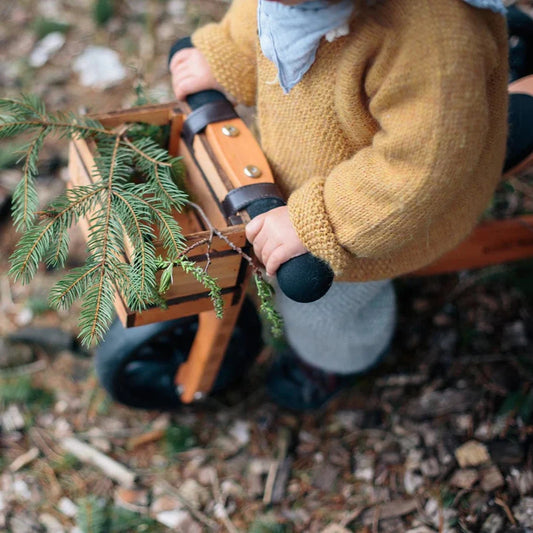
[247,199,334,303]
[169,37,334,302]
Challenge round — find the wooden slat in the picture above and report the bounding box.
[161,254,243,299]
[89,102,182,128]
[175,269,251,403]
[114,291,237,327]
[413,215,533,275]
[168,112,184,157]
[67,104,248,327]
[190,137,232,203]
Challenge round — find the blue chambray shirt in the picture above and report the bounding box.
[259,0,507,94]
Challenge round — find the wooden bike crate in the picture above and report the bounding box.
[67,102,250,328]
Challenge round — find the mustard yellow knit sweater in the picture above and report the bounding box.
[192,0,508,281]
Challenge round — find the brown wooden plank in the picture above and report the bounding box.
[413,215,533,275]
[168,112,184,157]
[175,269,251,403]
[161,253,243,299]
[89,102,182,128]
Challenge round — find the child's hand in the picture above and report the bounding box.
[245,206,308,277]
[169,48,222,101]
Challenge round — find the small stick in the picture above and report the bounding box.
[495,497,517,526]
[10,447,39,472]
[210,469,241,533]
[0,359,47,378]
[126,429,166,451]
[61,437,138,489]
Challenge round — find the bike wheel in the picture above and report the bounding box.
[94,298,263,410]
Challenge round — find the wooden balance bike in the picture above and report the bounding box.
[69,42,533,411]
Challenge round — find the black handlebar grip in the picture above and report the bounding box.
[169,37,334,302]
[247,198,334,303]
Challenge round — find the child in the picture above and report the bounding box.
[169,0,509,410]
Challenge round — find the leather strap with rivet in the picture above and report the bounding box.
[182,100,238,147]
[222,183,284,218]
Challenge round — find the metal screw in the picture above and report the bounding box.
[244,165,262,179]
[222,124,240,137]
[176,385,184,396]
[193,391,205,401]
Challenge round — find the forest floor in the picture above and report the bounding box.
[2,1,533,532]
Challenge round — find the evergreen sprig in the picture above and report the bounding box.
[2,95,191,346]
[254,274,284,338]
[157,256,224,318]
[2,94,283,346]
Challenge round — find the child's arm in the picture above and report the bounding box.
[286,3,509,278]
[178,0,258,106]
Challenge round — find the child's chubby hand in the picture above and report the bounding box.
[245,206,308,277]
[169,48,222,101]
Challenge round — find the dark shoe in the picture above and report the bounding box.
[266,348,360,411]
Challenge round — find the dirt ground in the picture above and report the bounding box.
[2,1,533,532]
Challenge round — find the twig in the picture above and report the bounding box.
[35,459,62,498]
[339,507,365,528]
[29,427,64,462]
[155,480,219,530]
[186,201,256,267]
[495,497,517,526]
[372,506,379,533]
[10,447,39,472]
[60,436,138,489]
[263,427,295,505]
[79,372,104,426]
[210,469,241,533]
[126,429,166,451]
[0,359,47,378]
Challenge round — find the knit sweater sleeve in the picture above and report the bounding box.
[287,2,508,276]
[191,0,257,106]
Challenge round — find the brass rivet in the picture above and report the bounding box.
[244,165,262,179]
[221,125,240,137]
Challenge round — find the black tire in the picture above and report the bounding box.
[94,298,263,410]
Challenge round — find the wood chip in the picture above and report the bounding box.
[312,463,340,491]
[480,465,505,492]
[321,525,351,533]
[378,499,419,520]
[455,440,490,468]
[450,469,479,489]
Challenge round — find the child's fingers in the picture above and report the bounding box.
[245,215,264,244]
[264,244,287,276]
[169,48,193,70]
[172,74,204,100]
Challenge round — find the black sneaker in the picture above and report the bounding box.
[266,348,360,411]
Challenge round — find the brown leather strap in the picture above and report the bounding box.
[222,183,284,217]
[182,100,238,146]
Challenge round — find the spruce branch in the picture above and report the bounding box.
[254,274,284,338]
[11,128,46,230]
[2,94,283,346]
